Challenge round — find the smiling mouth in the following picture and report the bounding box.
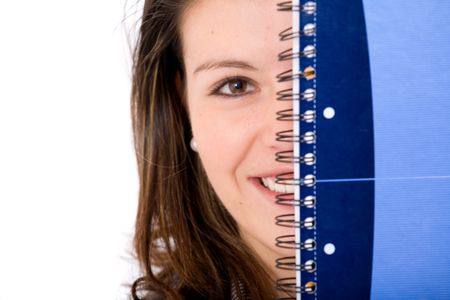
[259,177,295,193]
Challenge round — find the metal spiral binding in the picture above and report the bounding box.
[275,1,317,298]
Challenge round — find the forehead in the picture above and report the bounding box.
[179,0,291,73]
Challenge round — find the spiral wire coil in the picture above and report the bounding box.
[275,1,317,298]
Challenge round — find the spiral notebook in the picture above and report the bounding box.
[275,1,450,299]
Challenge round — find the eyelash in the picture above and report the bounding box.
[209,76,257,98]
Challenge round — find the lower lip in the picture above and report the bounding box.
[250,177,295,211]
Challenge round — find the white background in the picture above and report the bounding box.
[0,1,141,299]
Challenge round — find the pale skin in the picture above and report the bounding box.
[179,0,295,281]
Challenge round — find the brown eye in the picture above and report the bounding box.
[216,78,255,96]
[228,80,247,94]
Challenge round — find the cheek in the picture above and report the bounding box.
[188,101,258,193]
[192,111,247,172]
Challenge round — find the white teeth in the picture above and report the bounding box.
[261,177,295,193]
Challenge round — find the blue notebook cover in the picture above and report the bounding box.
[296,1,450,299]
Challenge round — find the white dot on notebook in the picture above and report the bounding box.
[323,107,335,119]
[324,243,335,255]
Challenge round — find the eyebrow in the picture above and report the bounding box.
[193,59,258,75]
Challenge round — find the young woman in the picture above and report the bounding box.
[130,0,294,298]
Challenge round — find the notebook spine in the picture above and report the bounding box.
[275,1,317,298]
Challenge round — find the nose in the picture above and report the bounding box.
[260,83,294,151]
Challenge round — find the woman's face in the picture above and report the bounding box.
[180,0,293,277]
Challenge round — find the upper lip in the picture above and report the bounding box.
[251,169,294,179]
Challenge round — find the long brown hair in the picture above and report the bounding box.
[130,0,278,298]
